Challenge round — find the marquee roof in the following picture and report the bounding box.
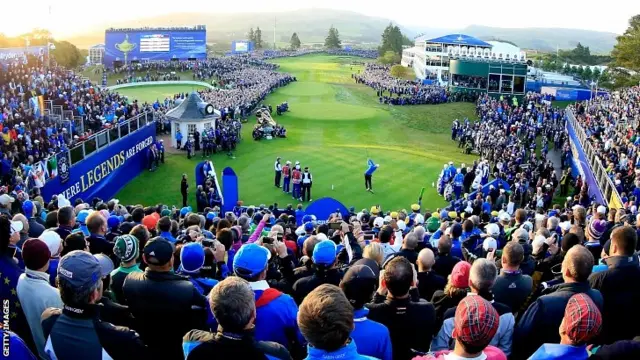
[426,34,492,48]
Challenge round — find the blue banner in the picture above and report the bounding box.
[565,116,606,205]
[304,197,350,223]
[0,46,46,66]
[104,30,206,66]
[41,124,156,203]
[222,167,239,214]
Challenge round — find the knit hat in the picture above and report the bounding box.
[22,200,34,218]
[142,215,158,231]
[160,209,172,217]
[451,261,471,288]
[587,219,607,242]
[113,234,139,263]
[180,242,205,274]
[453,296,500,347]
[38,230,62,257]
[426,216,440,232]
[313,240,337,266]
[561,293,602,344]
[22,238,51,270]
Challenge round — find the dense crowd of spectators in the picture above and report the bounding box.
[572,87,640,212]
[353,64,476,105]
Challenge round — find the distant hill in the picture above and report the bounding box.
[62,9,618,54]
[461,25,618,54]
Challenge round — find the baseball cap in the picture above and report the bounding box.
[373,217,384,228]
[143,237,175,266]
[532,235,546,255]
[453,296,500,348]
[426,216,440,233]
[206,212,216,221]
[142,215,158,231]
[397,220,406,231]
[562,293,602,344]
[304,221,314,232]
[313,240,337,266]
[499,212,511,222]
[94,254,114,278]
[0,194,15,206]
[414,213,425,225]
[107,215,121,229]
[76,210,92,224]
[302,215,314,224]
[596,205,607,215]
[411,204,421,212]
[58,250,102,292]
[22,200,34,217]
[482,237,497,252]
[340,264,377,309]
[485,223,500,237]
[160,209,172,217]
[10,220,23,236]
[22,239,51,270]
[451,261,471,288]
[180,206,192,217]
[390,211,398,219]
[180,242,205,274]
[38,230,62,257]
[233,243,270,278]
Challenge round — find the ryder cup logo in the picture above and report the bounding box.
[59,154,70,184]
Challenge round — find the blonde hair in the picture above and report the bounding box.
[363,242,384,266]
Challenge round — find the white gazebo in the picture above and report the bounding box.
[167,91,220,148]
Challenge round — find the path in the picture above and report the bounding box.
[548,148,564,179]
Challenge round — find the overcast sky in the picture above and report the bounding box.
[3,1,639,37]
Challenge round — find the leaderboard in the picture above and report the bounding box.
[140,34,171,53]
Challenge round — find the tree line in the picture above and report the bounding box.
[0,29,84,69]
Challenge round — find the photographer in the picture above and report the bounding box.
[292,239,344,305]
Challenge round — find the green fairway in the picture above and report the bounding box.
[116,55,478,212]
[115,84,209,103]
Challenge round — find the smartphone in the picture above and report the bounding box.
[329,222,342,230]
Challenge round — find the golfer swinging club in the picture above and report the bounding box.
[364,158,379,193]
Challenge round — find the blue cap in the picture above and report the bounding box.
[107,215,121,229]
[77,210,91,224]
[304,222,314,232]
[440,210,449,220]
[253,213,263,224]
[180,206,192,217]
[549,210,559,217]
[180,242,205,274]
[206,212,216,221]
[57,250,102,291]
[233,244,270,278]
[302,215,313,223]
[313,240,337,266]
[22,200,34,218]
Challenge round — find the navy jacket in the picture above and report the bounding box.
[589,255,640,344]
[513,281,603,359]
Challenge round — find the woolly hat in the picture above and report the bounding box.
[22,238,51,270]
[451,261,471,288]
[587,219,607,242]
[113,234,139,263]
[142,215,158,231]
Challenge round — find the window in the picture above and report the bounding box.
[204,122,212,130]
[488,74,500,92]
[514,76,526,93]
[187,124,197,135]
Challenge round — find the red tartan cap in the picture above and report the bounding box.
[452,295,499,348]
[562,293,602,344]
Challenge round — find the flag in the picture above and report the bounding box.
[48,155,58,178]
[38,96,45,118]
[29,162,46,188]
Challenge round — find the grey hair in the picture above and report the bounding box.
[413,226,425,242]
[404,233,418,250]
[209,277,255,332]
[469,258,497,292]
[547,216,559,230]
[198,215,206,228]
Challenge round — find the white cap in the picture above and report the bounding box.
[559,221,572,232]
[572,205,584,211]
[0,194,15,206]
[597,205,607,214]
[373,217,384,228]
[532,235,546,255]
[482,237,498,251]
[383,216,392,224]
[485,223,500,237]
[499,212,511,222]
[10,221,23,235]
[316,233,328,241]
[397,220,406,231]
[39,230,62,257]
[522,221,534,232]
[414,214,425,225]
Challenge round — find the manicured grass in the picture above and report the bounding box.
[116,55,478,211]
[115,84,209,103]
[81,66,194,86]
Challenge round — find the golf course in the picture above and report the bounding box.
[115,55,479,211]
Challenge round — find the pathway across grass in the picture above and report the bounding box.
[116,55,479,211]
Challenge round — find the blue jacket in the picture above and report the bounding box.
[364,159,378,176]
[529,344,589,360]
[306,339,376,360]
[47,257,60,287]
[450,238,463,259]
[453,173,464,187]
[351,308,392,360]
[160,231,177,243]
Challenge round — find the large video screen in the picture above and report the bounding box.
[104,30,206,66]
[234,41,248,52]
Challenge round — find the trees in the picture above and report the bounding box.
[582,66,593,81]
[248,28,255,43]
[379,23,404,56]
[51,40,82,68]
[611,14,640,72]
[290,32,301,49]
[254,27,263,49]
[378,51,401,65]
[324,26,342,49]
[390,65,412,79]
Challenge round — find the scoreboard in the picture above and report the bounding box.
[104,29,206,66]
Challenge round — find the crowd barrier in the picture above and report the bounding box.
[41,112,157,203]
[106,80,215,91]
[565,108,622,208]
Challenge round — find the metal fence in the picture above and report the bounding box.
[566,108,623,208]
